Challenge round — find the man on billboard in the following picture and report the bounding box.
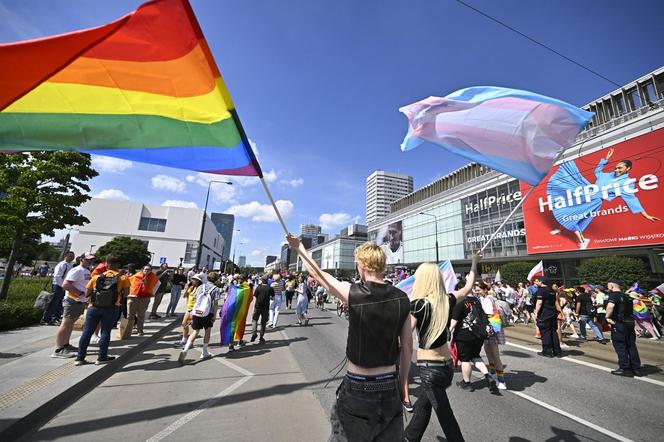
[380,222,404,265]
[546,147,660,250]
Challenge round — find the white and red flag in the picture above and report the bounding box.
[527,261,544,283]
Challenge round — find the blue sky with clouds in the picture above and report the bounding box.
[2,0,663,266]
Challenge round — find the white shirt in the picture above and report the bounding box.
[53,260,73,287]
[381,243,403,264]
[64,265,91,302]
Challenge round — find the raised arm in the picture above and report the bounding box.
[399,315,414,400]
[286,235,351,305]
[452,252,482,301]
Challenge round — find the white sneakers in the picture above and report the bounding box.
[579,238,590,249]
[550,229,561,235]
[91,335,100,345]
[497,382,507,390]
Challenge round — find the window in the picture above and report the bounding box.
[626,88,641,110]
[643,81,657,104]
[615,95,626,115]
[138,217,167,232]
[184,241,197,263]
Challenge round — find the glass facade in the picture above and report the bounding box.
[402,201,464,263]
[138,217,166,232]
[461,180,527,259]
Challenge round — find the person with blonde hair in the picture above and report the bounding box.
[403,254,481,442]
[286,236,411,442]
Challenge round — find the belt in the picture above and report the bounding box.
[416,360,453,368]
[344,375,397,393]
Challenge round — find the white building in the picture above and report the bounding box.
[365,171,413,224]
[70,198,225,268]
[300,224,322,236]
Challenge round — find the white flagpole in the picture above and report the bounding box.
[260,176,290,236]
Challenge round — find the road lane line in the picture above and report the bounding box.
[509,390,634,442]
[505,341,664,388]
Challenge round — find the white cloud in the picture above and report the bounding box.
[250,249,263,257]
[228,169,278,187]
[280,178,304,187]
[320,212,352,230]
[184,172,237,203]
[249,138,259,158]
[94,189,130,200]
[151,174,186,193]
[91,156,134,174]
[162,200,198,209]
[227,200,294,223]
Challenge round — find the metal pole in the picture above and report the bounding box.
[195,182,212,268]
[434,217,439,263]
[479,185,536,253]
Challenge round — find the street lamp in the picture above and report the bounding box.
[232,241,248,266]
[419,211,439,263]
[89,244,96,254]
[196,180,233,267]
[222,228,241,274]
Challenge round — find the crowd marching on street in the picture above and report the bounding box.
[33,242,664,441]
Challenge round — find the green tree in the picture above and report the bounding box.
[0,152,97,300]
[499,261,539,286]
[577,256,649,287]
[95,236,151,268]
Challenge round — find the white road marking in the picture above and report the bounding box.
[509,390,635,442]
[145,338,255,442]
[505,341,664,388]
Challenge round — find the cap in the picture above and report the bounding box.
[84,254,95,260]
[191,273,204,282]
[607,278,623,287]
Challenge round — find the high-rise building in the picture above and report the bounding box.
[300,224,322,236]
[210,213,235,260]
[366,171,413,224]
[238,255,246,267]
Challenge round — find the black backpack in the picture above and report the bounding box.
[463,298,489,339]
[616,293,634,324]
[92,273,120,307]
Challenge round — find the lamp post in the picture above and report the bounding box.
[419,211,439,263]
[232,241,248,267]
[196,180,233,267]
[89,244,96,254]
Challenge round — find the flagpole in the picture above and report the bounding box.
[260,176,289,235]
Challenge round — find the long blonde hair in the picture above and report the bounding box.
[411,262,449,349]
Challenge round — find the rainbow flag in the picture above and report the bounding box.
[396,260,456,298]
[632,299,652,321]
[400,87,593,185]
[219,282,252,345]
[0,0,261,176]
[487,304,502,334]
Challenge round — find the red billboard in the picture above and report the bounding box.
[521,128,664,253]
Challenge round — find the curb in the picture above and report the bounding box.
[5,319,180,442]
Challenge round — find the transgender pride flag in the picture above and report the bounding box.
[400,87,594,186]
[396,260,457,299]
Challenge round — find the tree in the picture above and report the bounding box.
[0,152,97,300]
[577,256,649,288]
[499,261,539,286]
[95,236,151,268]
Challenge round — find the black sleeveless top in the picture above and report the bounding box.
[411,294,456,349]
[346,281,410,368]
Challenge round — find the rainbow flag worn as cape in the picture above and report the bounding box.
[633,299,652,321]
[219,282,252,345]
[396,260,456,299]
[0,0,261,177]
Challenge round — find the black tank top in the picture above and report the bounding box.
[346,281,410,368]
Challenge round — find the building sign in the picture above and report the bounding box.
[521,128,664,253]
[369,220,404,264]
[464,190,522,215]
[466,228,526,246]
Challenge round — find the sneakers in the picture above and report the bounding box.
[497,382,507,390]
[74,359,89,366]
[65,344,78,352]
[579,238,590,250]
[200,352,213,360]
[550,229,561,235]
[457,380,475,392]
[610,368,633,377]
[402,400,414,412]
[486,374,500,394]
[91,335,100,345]
[95,356,116,365]
[537,351,554,358]
[560,343,570,349]
[51,347,76,358]
[250,333,258,343]
[259,337,266,344]
[597,339,607,345]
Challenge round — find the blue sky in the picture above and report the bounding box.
[1,0,663,266]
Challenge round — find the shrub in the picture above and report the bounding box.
[577,256,649,288]
[499,261,539,286]
[0,277,49,331]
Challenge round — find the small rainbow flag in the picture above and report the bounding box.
[0,0,261,176]
[219,282,252,345]
[396,260,456,298]
[633,299,652,321]
[487,305,502,334]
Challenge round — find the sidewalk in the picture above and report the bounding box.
[0,293,182,441]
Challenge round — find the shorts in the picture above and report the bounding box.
[456,339,484,362]
[191,313,213,330]
[62,301,86,319]
[524,304,534,313]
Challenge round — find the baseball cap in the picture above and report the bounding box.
[84,254,95,260]
[607,278,623,287]
[191,273,204,282]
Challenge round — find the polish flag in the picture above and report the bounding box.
[527,261,544,283]
[650,283,664,295]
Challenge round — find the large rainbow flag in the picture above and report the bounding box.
[396,260,457,298]
[632,299,652,321]
[219,282,253,345]
[0,0,261,176]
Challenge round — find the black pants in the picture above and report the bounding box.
[405,362,464,442]
[285,291,294,307]
[611,322,641,370]
[329,375,403,442]
[251,308,269,338]
[538,316,561,355]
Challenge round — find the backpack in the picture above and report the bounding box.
[462,298,489,340]
[616,293,635,324]
[92,273,120,307]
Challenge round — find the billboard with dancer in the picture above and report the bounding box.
[521,128,664,253]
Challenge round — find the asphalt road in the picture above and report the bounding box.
[24,304,664,442]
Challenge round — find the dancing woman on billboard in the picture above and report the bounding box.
[548,148,659,249]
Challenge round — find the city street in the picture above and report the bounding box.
[23,305,664,442]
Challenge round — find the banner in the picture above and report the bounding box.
[521,128,664,253]
[369,221,404,264]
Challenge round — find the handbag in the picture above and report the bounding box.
[33,277,54,310]
[450,340,459,368]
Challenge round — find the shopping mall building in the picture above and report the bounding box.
[368,67,664,285]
